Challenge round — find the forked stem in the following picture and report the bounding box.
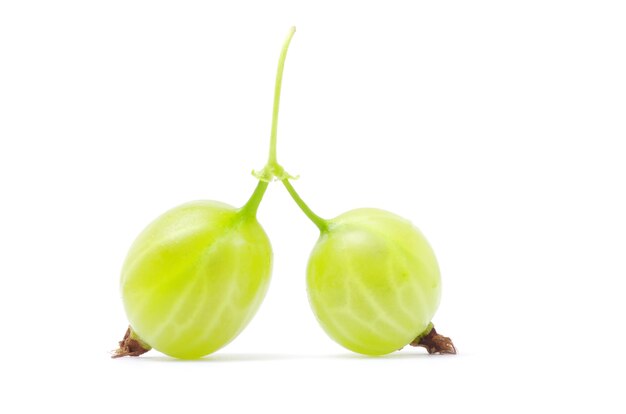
[243,28,296,216]
[252,27,329,232]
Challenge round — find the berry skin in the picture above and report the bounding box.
[306,208,441,355]
[121,201,272,359]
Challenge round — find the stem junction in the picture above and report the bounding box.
[250,26,329,232]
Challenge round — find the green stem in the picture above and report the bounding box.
[240,180,269,217]
[243,28,295,216]
[282,179,328,232]
[249,27,328,232]
[268,26,296,166]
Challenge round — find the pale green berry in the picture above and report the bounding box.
[121,201,272,359]
[307,208,441,355]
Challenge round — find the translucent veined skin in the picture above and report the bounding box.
[121,200,272,359]
[306,208,441,356]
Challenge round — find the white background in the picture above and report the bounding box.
[1,0,625,412]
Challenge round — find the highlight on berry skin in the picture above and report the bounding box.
[113,26,455,359]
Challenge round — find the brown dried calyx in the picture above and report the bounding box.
[410,324,456,354]
[112,326,151,358]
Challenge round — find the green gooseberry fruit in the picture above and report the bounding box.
[306,208,441,355]
[119,199,272,359]
[114,27,299,359]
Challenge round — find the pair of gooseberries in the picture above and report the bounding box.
[113,27,455,359]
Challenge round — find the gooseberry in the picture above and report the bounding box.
[113,26,455,358]
[306,208,442,355]
[116,199,272,359]
[114,27,297,359]
[270,33,456,355]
